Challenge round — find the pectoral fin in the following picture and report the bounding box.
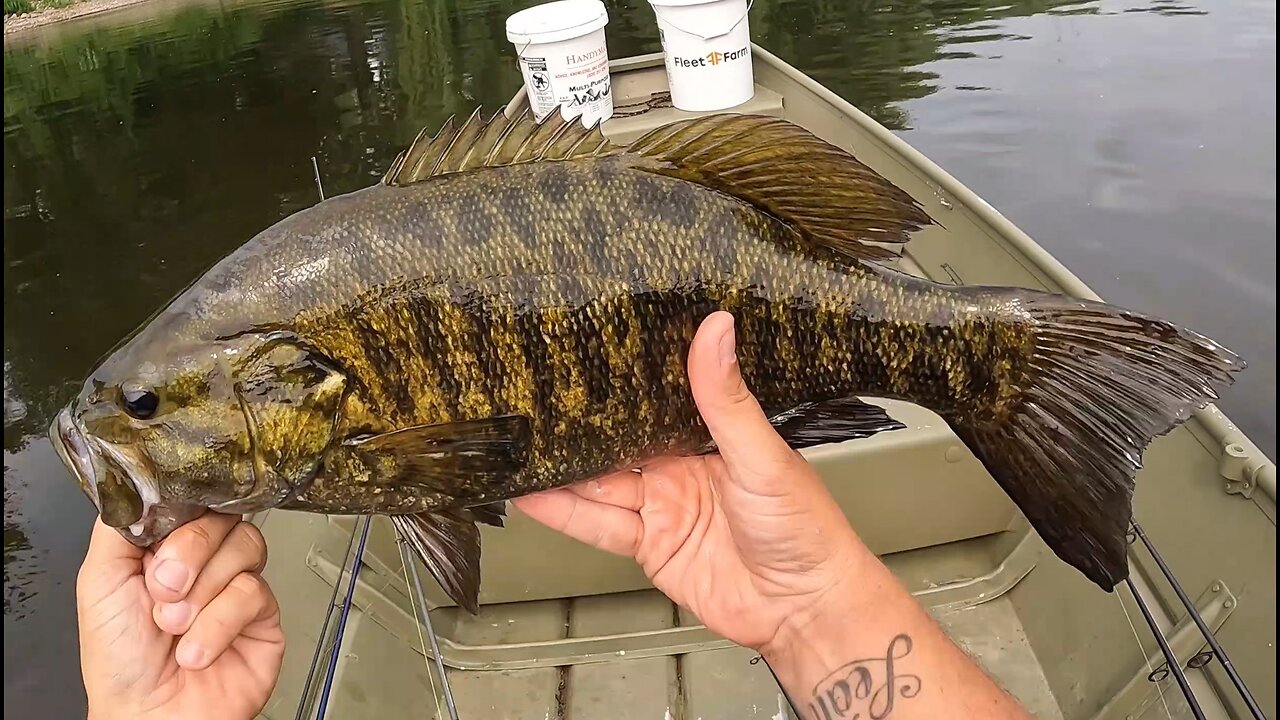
[363,418,527,614]
[346,415,532,491]
[392,510,484,614]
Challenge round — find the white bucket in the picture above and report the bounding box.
[649,0,754,112]
[506,0,613,126]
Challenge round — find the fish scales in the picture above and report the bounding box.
[51,109,1243,613]
[277,159,1014,513]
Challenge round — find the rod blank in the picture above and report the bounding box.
[1131,522,1265,720]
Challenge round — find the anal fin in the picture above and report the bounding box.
[392,510,483,614]
[696,396,906,456]
[770,396,907,451]
[463,501,507,528]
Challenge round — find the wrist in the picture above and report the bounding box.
[758,534,915,705]
[758,579,867,720]
[759,533,879,663]
[753,531,1030,719]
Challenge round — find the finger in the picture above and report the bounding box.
[687,312,797,482]
[146,512,239,604]
[153,522,268,636]
[77,518,146,603]
[175,572,278,671]
[568,469,645,511]
[512,489,643,557]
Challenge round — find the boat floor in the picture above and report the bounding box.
[258,510,1065,720]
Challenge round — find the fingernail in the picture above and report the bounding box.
[159,601,192,628]
[154,560,190,594]
[176,642,207,668]
[717,316,737,369]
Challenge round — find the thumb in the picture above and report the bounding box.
[84,516,146,565]
[687,312,797,481]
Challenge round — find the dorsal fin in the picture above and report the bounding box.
[382,106,617,186]
[625,114,934,261]
[383,108,932,261]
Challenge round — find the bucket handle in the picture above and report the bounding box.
[658,0,753,42]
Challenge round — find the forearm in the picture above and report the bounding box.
[761,539,1031,720]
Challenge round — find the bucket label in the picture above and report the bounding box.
[551,50,612,124]
[671,45,750,68]
[519,56,558,118]
[565,73,611,110]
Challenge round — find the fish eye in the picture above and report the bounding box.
[121,386,160,419]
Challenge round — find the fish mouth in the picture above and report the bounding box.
[52,408,98,501]
[51,408,162,545]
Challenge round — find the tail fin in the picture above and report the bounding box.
[955,294,1245,590]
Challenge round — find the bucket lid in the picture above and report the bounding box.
[506,0,609,45]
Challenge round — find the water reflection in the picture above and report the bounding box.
[4,496,37,620]
[2,0,1273,715]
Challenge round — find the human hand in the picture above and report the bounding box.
[514,311,870,653]
[76,512,285,720]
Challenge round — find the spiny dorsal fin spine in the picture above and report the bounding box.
[410,115,455,179]
[480,110,524,166]
[437,106,486,174]
[381,106,616,187]
[513,116,558,163]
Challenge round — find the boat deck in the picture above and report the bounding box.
[257,510,1065,720]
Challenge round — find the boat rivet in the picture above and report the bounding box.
[1212,583,1221,592]
[1224,600,1235,609]
[945,446,965,463]
[1225,482,1232,490]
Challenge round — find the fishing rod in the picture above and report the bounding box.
[1130,521,1265,720]
[293,519,361,720]
[1123,573,1207,720]
[315,516,372,720]
[399,538,461,720]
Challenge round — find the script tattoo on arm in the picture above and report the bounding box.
[806,633,922,719]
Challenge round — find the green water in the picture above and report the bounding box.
[3,0,1274,714]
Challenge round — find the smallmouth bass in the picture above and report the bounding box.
[50,108,1243,612]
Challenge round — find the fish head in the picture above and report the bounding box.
[51,328,348,547]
